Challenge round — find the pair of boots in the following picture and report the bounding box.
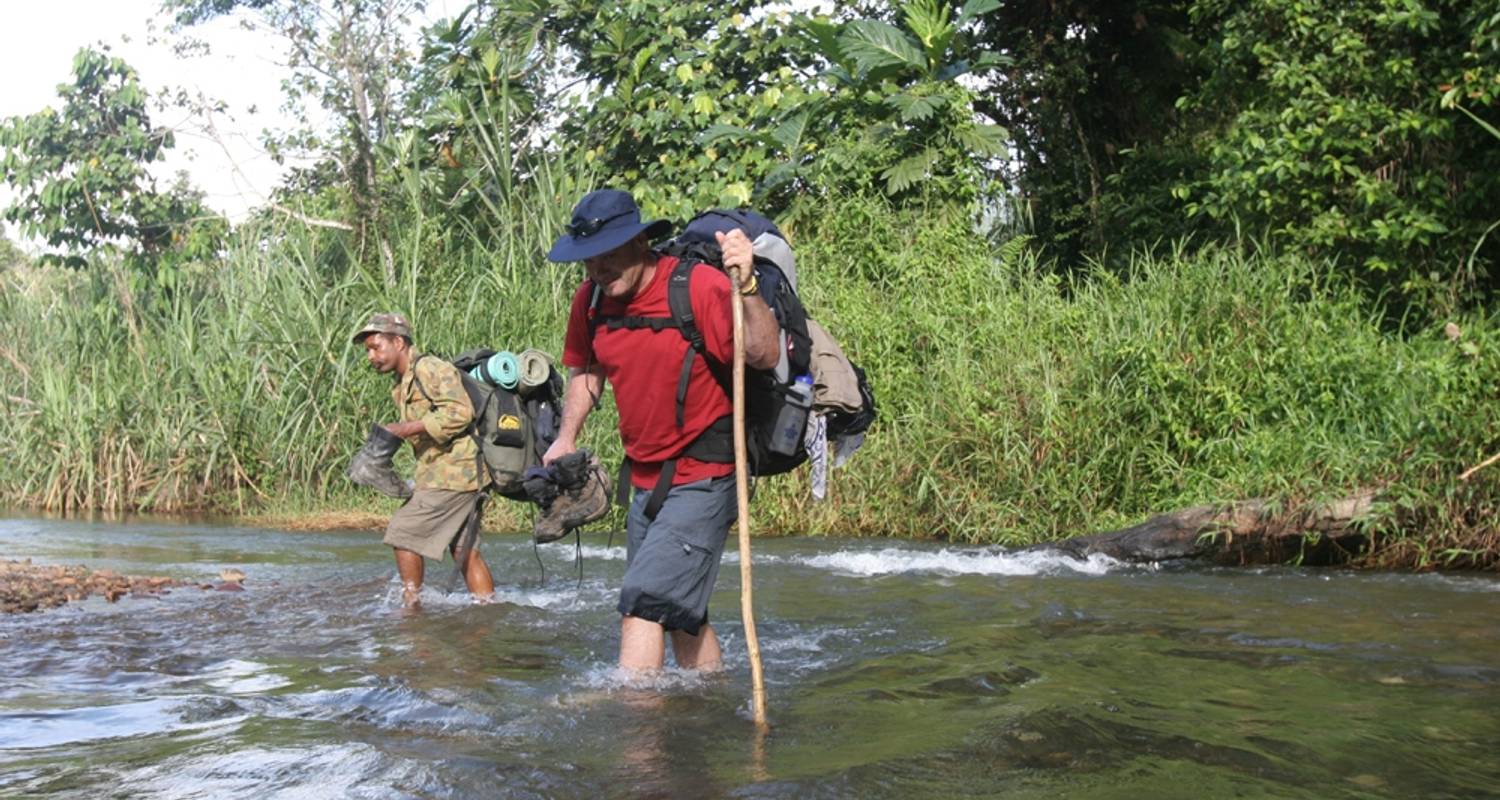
[349,425,610,542]
[523,450,612,543]
[347,424,414,499]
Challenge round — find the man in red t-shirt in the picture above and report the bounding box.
[544,189,780,673]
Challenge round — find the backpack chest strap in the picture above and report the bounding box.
[600,315,678,333]
[588,259,714,429]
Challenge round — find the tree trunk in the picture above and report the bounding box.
[337,6,396,285]
[1035,490,1379,566]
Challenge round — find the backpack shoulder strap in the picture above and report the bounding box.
[585,280,604,337]
[408,354,437,411]
[665,257,706,429]
[665,257,702,353]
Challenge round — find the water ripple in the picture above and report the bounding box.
[0,697,246,750]
[795,547,1119,576]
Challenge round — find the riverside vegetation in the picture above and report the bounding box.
[2,0,1499,569]
[3,192,1498,568]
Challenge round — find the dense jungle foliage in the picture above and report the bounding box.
[2,0,1499,567]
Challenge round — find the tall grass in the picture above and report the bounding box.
[3,190,1498,567]
[0,168,612,521]
[755,195,1500,564]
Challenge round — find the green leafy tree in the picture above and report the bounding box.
[402,3,563,237]
[164,0,423,283]
[482,0,818,219]
[969,0,1203,261]
[458,0,1007,219]
[769,0,1010,207]
[1175,0,1500,305]
[1445,2,1500,109]
[0,47,225,276]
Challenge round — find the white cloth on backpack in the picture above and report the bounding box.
[805,318,863,414]
[752,231,798,290]
[805,411,829,500]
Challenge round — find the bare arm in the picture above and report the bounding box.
[739,291,780,370]
[716,229,781,369]
[385,420,427,439]
[542,365,605,464]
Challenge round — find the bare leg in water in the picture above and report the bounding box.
[394,547,425,606]
[452,541,495,601]
[619,616,723,672]
[394,545,494,605]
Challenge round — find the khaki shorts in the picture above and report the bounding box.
[384,488,481,560]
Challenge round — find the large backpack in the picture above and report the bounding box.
[590,208,876,512]
[411,349,563,501]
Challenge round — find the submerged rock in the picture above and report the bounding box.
[0,560,235,614]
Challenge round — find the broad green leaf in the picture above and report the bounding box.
[720,181,752,206]
[903,0,951,53]
[839,20,926,74]
[882,148,939,194]
[955,0,1001,29]
[630,46,656,82]
[955,123,1008,155]
[887,92,943,122]
[435,12,467,45]
[699,123,752,144]
[760,161,799,191]
[770,112,809,151]
[796,17,848,70]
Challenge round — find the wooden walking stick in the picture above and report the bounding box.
[731,270,770,729]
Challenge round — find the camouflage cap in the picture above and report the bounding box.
[352,312,413,344]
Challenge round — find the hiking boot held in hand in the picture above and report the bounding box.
[533,452,612,544]
[347,423,413,499]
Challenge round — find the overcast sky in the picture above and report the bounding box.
[2,0,293,240]
[1,0,466,248]
[2,1,826,250]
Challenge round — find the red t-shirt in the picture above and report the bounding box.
[562,254,736,489]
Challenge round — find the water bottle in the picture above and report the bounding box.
[769,375,813,456]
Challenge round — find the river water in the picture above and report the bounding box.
[1,515,1497,799]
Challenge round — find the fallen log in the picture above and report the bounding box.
[1037,490,1380,566]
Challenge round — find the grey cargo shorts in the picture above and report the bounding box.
[617,475,737,636]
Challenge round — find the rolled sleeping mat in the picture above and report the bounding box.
[517,348,553,394]
[469,350,520,389]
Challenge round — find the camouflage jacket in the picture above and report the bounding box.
[393,353,482,492]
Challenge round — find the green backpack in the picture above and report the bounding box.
[411,349,563,500]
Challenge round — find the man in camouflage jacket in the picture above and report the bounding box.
[354,312,495,606]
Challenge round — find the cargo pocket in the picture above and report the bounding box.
[663,531,715,585]
[619,530,717,633]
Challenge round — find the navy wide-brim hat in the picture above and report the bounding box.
[546,189,673,262]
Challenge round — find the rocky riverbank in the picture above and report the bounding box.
[0,560,243,614]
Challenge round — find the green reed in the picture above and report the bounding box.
[750,195,1500,566]
[3,189,1498,567]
